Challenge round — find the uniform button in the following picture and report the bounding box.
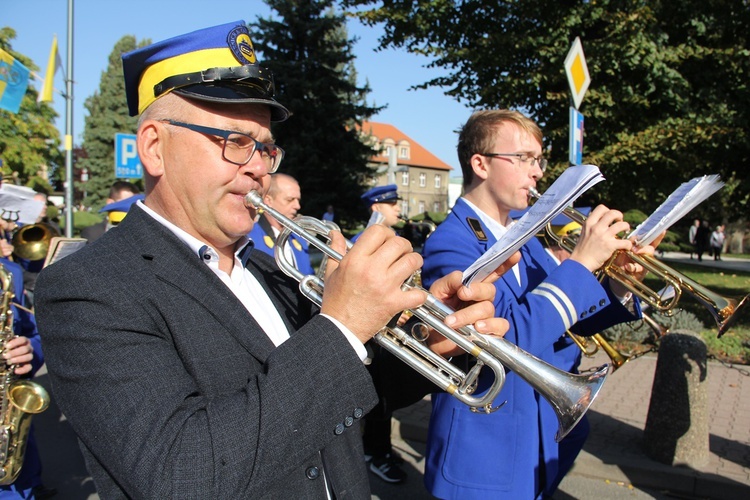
[344,416,354,427]
[580,311,588,319]
[599,299,606,306]
[353,408,364,419]
[589,306,597,313]
[306,467,320,480]
[334,423,345,435]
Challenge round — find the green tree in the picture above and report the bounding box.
[0,27,63,193]
[347,0,750,222]
[77,35,145,210]
[253,0,383,225]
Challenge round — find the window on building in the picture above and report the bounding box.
[399,146,409,159]
[434,174,441,189]
[401,171,409,186]
[433,201,441,212]
[401,200,409,216]
[419,173,426,187]
[418,201,425,213]
[384,146,393,158]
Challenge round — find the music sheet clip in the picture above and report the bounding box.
[462,164,605,286]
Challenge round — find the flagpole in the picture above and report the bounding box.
[64,0,74,237]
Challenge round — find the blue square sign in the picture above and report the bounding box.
[114,133,143,179]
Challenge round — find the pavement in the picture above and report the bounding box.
[29,252,750,499]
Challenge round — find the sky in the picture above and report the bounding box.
[4,0,472,177]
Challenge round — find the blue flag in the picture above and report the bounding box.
[0,48,31,114]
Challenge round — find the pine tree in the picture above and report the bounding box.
[77,35,145,210]
[252,0,383,226]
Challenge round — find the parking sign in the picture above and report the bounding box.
[114,133,142,179]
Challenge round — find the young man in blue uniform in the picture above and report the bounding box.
[248,173,313,276]
[420,109,656,499]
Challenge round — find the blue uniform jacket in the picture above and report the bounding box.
[420,198,640,499]
[248,216,314,277]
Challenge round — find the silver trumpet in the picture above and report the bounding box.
[245,191,609,441]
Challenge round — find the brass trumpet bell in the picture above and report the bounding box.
[11,223,60,261]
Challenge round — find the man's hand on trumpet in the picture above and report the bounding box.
[569,205,633,273]
[320,225,425,344]
[426,251,522,357]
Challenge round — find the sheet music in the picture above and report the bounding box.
[44,237,88,268]
[628,175,724,246]
[462,164,605,286]
[0,184,46,225]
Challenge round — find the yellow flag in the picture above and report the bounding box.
[38,35,60,103]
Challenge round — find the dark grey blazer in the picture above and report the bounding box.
[36,205,378,499]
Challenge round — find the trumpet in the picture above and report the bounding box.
[530,188,749,337]
[567,328,656,372]
[246,191,609,441]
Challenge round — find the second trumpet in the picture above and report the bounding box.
[245,190,608,441]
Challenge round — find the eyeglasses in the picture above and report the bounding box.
[161,120,284,172]
[480,152,547,173]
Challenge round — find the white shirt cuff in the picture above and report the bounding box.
[320,313,369,362]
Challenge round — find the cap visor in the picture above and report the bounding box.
[173,84,289,121]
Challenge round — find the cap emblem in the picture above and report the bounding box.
[228,25,257,65]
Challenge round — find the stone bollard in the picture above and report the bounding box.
[643,330,709,467]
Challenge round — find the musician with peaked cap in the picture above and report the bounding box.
[98,193,146,227]
[80,181,141,243]
[35,21,509,498]
[420,109,658,499]
[351,184,402,243]
[248,173,314,276]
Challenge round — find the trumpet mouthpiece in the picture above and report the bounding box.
[244,190,263,208]
[528,187,541,199]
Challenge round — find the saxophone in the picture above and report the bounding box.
[0,263,50,485]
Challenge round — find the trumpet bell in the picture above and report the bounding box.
[11,223,60,261]
[716,294,750,338]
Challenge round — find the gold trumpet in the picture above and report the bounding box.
[246,190,609,441]
[530,188,749,338]
[567,327,661,372]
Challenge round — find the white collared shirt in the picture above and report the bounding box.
[137,202,368,359]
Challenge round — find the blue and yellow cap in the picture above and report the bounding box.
[121,20,289,120]
[361,184,401,205]
[100,194,145,224]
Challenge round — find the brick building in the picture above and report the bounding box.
[360,121,453,218]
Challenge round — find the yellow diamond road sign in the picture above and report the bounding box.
[564,37,590,110]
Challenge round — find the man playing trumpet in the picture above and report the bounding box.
[421,109,658,499]
[34,21,513,499]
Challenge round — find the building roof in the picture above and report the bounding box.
[360,121,453,172]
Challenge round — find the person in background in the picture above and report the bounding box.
[248,173,313,276]
[34,21,508,498]
[688,218,700,259]
[351,184,410,484]
[695,219,711,262]
[322,205,335,223]
[710,224,725,261]
[80,181,140,243]
[420,109,656,499]
[351,184,402,244]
